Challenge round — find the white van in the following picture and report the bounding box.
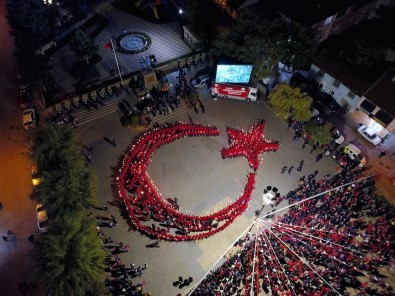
[344,144,367,167]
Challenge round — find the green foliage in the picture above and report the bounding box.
[29,124,104,295]
[209,12,317,79]
[183,0,226,40]
[35,213,106,296]
[6,0,56,85]
[268,84,313,122]
[304,121,333,145]
[70,29,98,63]
[32,165,97,218]
[131,115,140,125]
[29,125,81,172]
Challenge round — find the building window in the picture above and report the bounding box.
[317,70,325,78]
[324,16,333,25]
[347,91,355,99]
[332,80,340,88]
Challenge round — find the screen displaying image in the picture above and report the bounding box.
[215,64,253,84]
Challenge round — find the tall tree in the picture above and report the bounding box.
[29,125,81,172]
[268,84,313,122]
[34,213,106,296]
[183,0,228,41]
[210,12,317,78]
[70,29,98,64]
[31,164,97,218]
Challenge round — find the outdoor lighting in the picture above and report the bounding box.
[179,9,183,14]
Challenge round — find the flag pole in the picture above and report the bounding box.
[110,38,123,86]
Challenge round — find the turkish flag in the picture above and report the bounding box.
[103,42,112,50]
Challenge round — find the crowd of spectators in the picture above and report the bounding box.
[191,166,395,295]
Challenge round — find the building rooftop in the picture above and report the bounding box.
[272,0,374,26]
[364,66,395,117]
[313,53,372,96]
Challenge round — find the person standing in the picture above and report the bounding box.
[315,153,323,162]
[281,166,288,174]
[193,105,199,115]
[302,138,308,150]
[288,166,294,175]
[311,141,319,153]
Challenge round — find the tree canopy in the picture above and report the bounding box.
[304,121,333,145]
[183,0,229,41]
[268,84,313,122]
[6,0,57,85]
[209,11,317,78]
[70,29,98,64]
[29,125,81,172]
[29,124,104,294]
[34,213,106,296]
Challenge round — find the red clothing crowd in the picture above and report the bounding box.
[192,166,395,295]
[116,121,258,241]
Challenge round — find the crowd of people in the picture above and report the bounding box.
[191,166,395,295]
[115,121,261,241]
[221,120,280,171]
[90,209,152,295]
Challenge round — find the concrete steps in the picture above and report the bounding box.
[149,101,191,125]
[74,99,192,127]
[75,99,119,125]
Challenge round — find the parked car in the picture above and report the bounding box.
[330,127,345,145]
[97,88,105,100]
[313,90,341,113]
[36,204,49,232]
[333,143,367,168]
[22,108,37,130]
[31,165,42,186]
[357,124,381,145]
[311,107,323,125]
[17,87,33,109]
[190,74,210,88]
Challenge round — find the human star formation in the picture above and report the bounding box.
[221,119,280,171]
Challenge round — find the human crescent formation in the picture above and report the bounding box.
[115,120,280,241]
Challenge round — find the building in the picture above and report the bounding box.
[309,56,395,138]
[357,67,395,137]
[222,0,395,43]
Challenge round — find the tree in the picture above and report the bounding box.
[209,12,317,79]
[6,0,56,85]
[34,213,106,296]
[268,84,313,122]
[29,125,81,172]
[304,122,333,145]
[183,0,227,41]
[70,29,98,64]
[31,164,97,218]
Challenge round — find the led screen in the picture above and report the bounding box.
[215,64,253,84]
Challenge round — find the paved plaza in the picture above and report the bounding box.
[75,89,339,295]
[1,1,395,294]
[51,7,192,95]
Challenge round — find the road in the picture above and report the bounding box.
[0,1,40,295]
